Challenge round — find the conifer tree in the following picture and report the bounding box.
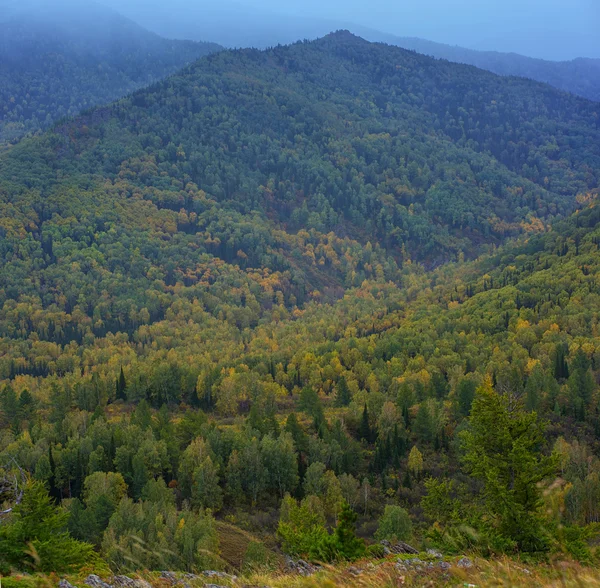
[334,376,351,407]
[0,480,99,573]
[331,501,365,560]
[116,366,127,401]
[460,381,557,552]
[359,403,371,443]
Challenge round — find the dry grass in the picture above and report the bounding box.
[7,555,600,587]
[215,520,284,570]
[240,557,600,588]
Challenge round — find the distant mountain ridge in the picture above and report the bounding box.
[96,0,600,102]
[1,31,598,269]
[91,0,600,101]
[367,34,600,102]
[0,0,222,145]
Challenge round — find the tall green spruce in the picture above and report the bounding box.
[116,367,127,401]
[360,404,372,443]
[460,380,557,553]
[330,501,366,560]
[334,377,352,407]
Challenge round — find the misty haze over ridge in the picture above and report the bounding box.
[92,0,600,60]
[0,0,221,144]
[4,0,598,60]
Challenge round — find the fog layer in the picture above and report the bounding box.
[96,0,599,60]
[5,0,599,59]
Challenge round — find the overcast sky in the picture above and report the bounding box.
[239,0,599,57]
[15,0,599,59]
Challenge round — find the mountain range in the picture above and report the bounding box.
[2,0,598,151]
[99,0,600,101]
[1,29,598,346]
[368,34,600,102]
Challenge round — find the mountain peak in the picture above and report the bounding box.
[316,29,369,46]
[327,29,360,39]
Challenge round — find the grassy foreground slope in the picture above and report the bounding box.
[8,555,600,587]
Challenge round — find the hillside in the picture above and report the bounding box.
[0,0,221,145]
[375,35,600,102]
[3,32,599,262]
[1,32,600,577]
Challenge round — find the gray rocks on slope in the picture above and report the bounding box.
[284,555,321,576]
[85,575,112,588]
[379,540,419,555]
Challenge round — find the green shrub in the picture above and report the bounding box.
[243,541,277,571]
[375,505,412,543]
[366,543,386,559]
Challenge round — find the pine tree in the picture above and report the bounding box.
[460,380,557,552]
[1,384,19,425]
[17,389,34,421]
[414,403,434,443]
[116,367,127,401]
[48,445,60,502]
[457,378,477,416]
[332,501,365,560]
[402,405,411,428]
[285,413,308,454]
[553,342,569,380]
[567,349,595,421]
[359,404,371,443]
[334,376,351,407]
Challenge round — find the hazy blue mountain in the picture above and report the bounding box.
[0,0,222,145]
[97,0,600,101]
[98,0,347,48]
[365,34,600,102]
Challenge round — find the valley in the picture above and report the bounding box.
[0,7,599,586]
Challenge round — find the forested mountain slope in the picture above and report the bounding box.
[1,32,600,574]
[4,32,599,259]
[374,35,600,102]
[0,0,221,145]
[2,160,600,573]
[0,30,598,375]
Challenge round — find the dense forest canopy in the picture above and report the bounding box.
[0,0,221,146]
[1,31,600,576]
